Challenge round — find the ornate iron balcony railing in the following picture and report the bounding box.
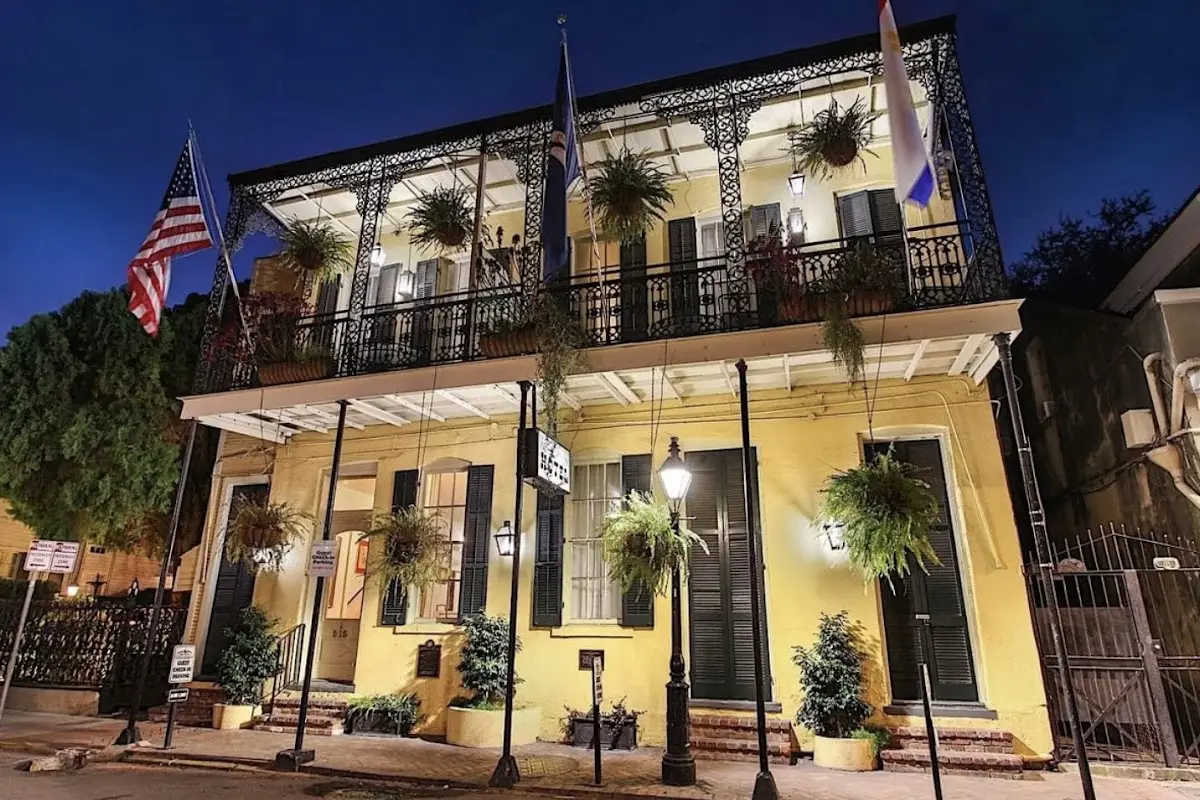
[199,223,998,394]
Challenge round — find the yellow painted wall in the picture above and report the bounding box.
[0,500,34,578]
[192,375,1051,755]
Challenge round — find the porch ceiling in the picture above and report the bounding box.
[260,74,930,234]
[193,307,1016,443]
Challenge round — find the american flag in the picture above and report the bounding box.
[127,139,212,336]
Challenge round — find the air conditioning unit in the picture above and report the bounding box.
[1121,409,1157,449]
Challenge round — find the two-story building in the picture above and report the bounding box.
[177,15,1052,767]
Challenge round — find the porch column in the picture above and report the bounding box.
[994,333,1096,800]
[704,98,753,322]
[344,159,397,375]
[194,189,254,393]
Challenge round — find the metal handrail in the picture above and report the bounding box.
[262,622,305,712]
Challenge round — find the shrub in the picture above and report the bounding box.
[792,611,871,738]
[455,613,518,708]
[216,606,278,706]
[346,692,423,736]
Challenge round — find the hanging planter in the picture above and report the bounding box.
[245,291,335,386]
[277,219,354,285]
[407,186,486,254]
[788,98,875,180]
[531,293,586,437]
[818,450,941,586]
[600,491,707,596]
[589,149,673,244]
[818,244,902,384]
[225,499,310,572]
[361,506,446,590]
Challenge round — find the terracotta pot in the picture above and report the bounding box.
[821,137,859,168]
[258,357,335,386]
[479,326,538,359]
[813,735,876,771]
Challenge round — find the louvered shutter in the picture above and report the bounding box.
[686,452,727,698]
[871,440,978,703]
[668,218,700,331]
[415,259,439,300]
[619,454,654,627]
[868,189,904,245]
[380,470,419,626]
[316,276,341,315]
[200,483,267,676]
[745,204,782,243]
[837,192,873,239]
[619,239,648,343]
[532,488,564,627]
[457,465,493,621]
[724,449,772,701]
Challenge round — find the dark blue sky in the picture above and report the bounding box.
[1,0,1196,335]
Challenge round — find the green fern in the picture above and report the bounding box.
[788,98,875,180]
[277,219,354,285]
[600,491,707,596]
[225,499,310,572]
[362,506,446,590]
[589,149,673,244]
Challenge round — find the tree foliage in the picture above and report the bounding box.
[1011,191,1166,309]
[0,288,217,553]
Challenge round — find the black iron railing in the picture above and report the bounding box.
[200,224,997,394]
[261,622,305,712]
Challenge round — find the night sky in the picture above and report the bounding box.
[1,0,1196,336]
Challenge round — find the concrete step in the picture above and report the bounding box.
[881,748,1024,779]
[889,726,1013,754]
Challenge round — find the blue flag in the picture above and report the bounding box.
[541,40,581,283]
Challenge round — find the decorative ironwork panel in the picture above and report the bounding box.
[495,120,550,290]
[344,158,394,376]
[194,189,254,394]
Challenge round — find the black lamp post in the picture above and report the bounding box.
[658,436,696,786]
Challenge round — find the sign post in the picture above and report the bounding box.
[0,541,79,727]
[163,645,196,749]
[591,657,603,785]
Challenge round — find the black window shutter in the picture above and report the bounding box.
[315,276,341,315]
[744,204,782,243]
[620,454,655,628]
[668,218,700,327]
[380,469,419,626]
[619,237,649,342]
[532,489,565,627]
[837,192,873,239]
[458,465,494,621]
[868,189,904,244]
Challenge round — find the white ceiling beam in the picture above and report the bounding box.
[255,408,327,433]
[558,390,582,411]
[904,339,932,382]
[348,399,410,427]
[970,339,1003,385]
[203,414,291,443]
[437,390,490,419]
[491,384,521,407]
[598,372,640,405]
[297,404,365,430]
[782,354,793,393]
[721,361,739,397]
[654,367,683,403]
[385,394,446,422]
[949,333,986,376]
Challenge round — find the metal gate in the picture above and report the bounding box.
[1026,524,1200,766]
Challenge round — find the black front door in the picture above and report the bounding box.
[687,448,771,701]
[870,439,979,703]
[200,483,267,677]
[619,238,648,343]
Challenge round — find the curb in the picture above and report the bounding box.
[119,748,711,800]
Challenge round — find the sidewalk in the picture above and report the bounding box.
[0,710,1194,800]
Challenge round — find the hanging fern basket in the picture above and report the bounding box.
[789,98,875,180]
[589,149,673,245]
[599,491,707,596]
[818,451,941,586]
[407,186,483,254]
[277,219,354,285]
[225,500,310,573]
[362,507,446,589]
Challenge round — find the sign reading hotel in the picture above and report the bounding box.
[523,428,570,495]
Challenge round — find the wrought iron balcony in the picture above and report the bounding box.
[198,222,1000,394]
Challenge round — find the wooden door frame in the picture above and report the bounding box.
[866,430,986,706]
[192,475,270,676]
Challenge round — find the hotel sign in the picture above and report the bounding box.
[523,428,570,495]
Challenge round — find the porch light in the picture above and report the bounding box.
[788,171,806,197]
[369,243,387,268]
[396,266,416,300]
[787,207,805,237]
[65,585,79,598]
[494,520,515,557]
[658,436,692,510]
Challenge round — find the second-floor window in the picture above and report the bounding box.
[567,462,622,621]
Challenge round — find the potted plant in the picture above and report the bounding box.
[600,491,707,597]
[225,497,310,572]
[345,692,424,736]
[277,218,354,286]
[746,225,812,324]
[791,611,877,771]
[240,291,336,386]
[478,315,539,359]
[407,186,486,254]
[214,606,277,730]
[818,449,940,586]
[816,243,904,383]
[589,149,673,244]
[361,506,445,591]
[446,614,540,747]
[565,697,641,750]
[788,98,875,180]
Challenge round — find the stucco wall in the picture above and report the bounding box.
[191,375,1051,755]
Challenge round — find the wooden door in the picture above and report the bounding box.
[200,483,267,677]
[687,449,771,701]
[870,440,979,702]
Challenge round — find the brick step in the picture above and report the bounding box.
[265,713,342,728]
[269,698,348,715]
[255,720,344,737]
[689,714,791,735]
[690,735,791,763]
[889,726,1013,754]
[881,748,1023,779]
[147,705,216,726]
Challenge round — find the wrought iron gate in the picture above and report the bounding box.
[1026,524,1200,766]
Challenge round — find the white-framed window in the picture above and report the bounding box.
[416,470,468,623]
[566,461,623,621]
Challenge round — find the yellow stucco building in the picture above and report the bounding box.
[177,15,1053,772]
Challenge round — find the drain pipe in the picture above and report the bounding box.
[1169,358,1200,437]
[1141,354,1200,512]
[1147,445,1200,512]
[1143,353,1169,438]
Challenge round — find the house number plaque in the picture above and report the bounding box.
[416,639,441,677]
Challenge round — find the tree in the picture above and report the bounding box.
[1011,191,1166,309]
[0,288,216,553]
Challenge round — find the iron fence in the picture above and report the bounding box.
[1026,523,1200,766]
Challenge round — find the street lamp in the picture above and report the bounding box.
[658,436,695,786]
